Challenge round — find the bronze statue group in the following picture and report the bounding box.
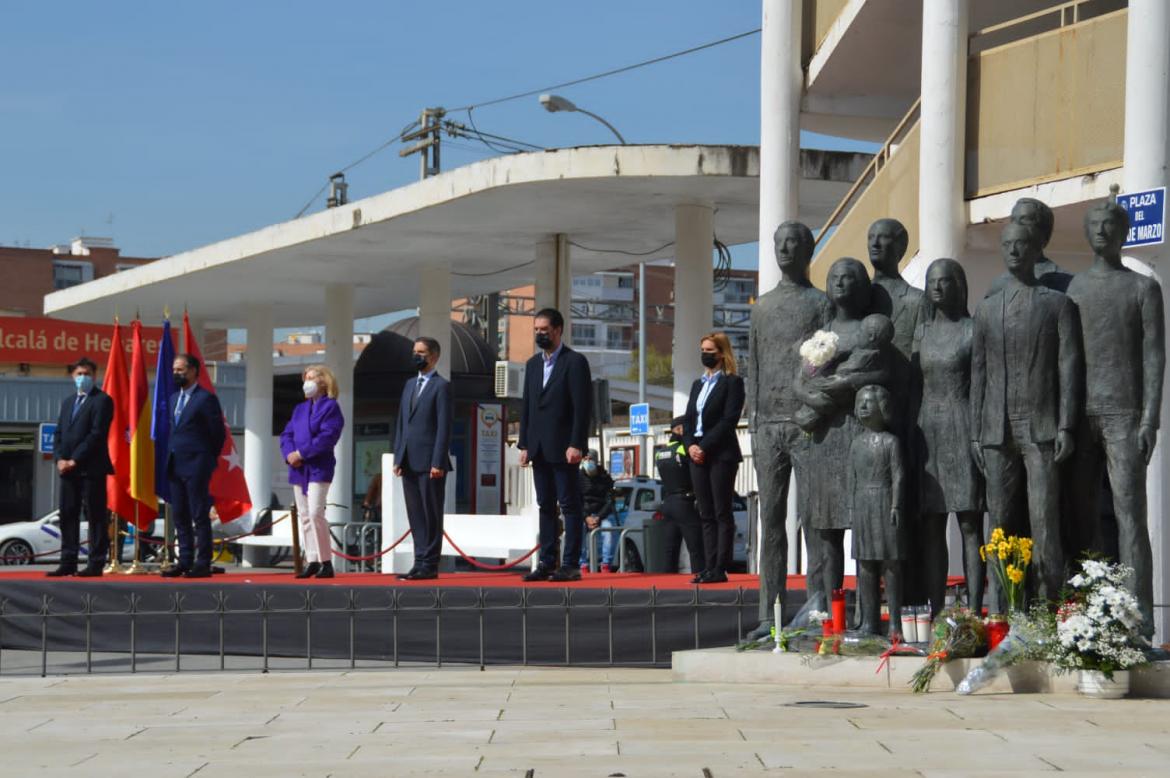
[748,196,1163,641]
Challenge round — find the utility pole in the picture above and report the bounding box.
[399,108,445,179]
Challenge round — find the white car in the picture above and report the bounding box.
[611,476,750,573]
[0,511,164,565]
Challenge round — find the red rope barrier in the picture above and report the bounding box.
[327,530,412,562]
[440,531,540,571]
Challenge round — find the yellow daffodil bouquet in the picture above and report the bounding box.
[979,528,1033,613]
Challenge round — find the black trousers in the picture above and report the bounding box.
[59,475,109,567]
[690,459,739,575]
[661,492,705,573]
[532,460,584,569]
[169,472,214,569]
[401,468,446,572]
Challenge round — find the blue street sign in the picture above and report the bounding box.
[38,423,56,454]
[629,403,651,436]
[1117,187,1165,248]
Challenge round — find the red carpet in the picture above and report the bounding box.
[0,570,965,591]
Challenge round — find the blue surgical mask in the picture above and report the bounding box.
[583,461,598,475]
[74,374,94,394]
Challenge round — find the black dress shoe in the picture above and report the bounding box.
[690,571,707,584]
[406,570,438,580]
[522,566,553,582]
[397,568,419,581]
[295,562,321,579]
[46,565,77,578]
[549,567,582,582]
[76,566,104,578]
[161,566,188,578]
[184,566,212,579]
[315,562,335,579]
[699,570,728,584]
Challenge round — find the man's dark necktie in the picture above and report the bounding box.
[71,394,84,421]
[411,377,424,410]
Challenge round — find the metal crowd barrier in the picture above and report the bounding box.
[328,521,382,573]
[0,586,758,677]
[585,526,643,573]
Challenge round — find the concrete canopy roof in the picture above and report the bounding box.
[44,144,865,329]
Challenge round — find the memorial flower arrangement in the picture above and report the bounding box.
[980,528,1033,613]
[956,604,1058,695]
[1050,559,1149,679]
[909,605,987,693]
[798,330,839,375]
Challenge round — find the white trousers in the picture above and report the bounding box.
[293,482,333,564]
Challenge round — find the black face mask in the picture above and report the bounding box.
[172,372,188,388]
[700,352,719,369]
[535,333,553,350]
[411,354,429,371]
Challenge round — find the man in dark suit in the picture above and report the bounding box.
[49,357,115,577]
[971,222,1083,607]
[518,308,593,581]
[393,336,453,580]
[163,353,225,578]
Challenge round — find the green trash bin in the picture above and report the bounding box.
[640,519,672,574]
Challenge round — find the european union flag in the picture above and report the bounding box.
[151,318,176,501]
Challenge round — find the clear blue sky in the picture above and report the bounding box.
[2,0,871,328]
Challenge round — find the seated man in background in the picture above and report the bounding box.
[578,449,617,573]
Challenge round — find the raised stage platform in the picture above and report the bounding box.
[0,570,771,672]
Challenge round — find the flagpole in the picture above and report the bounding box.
[103,512,124,574]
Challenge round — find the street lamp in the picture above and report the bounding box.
[539,93,627,144]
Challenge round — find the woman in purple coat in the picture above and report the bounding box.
[280,365,345,578]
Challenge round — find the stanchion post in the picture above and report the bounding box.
[159,503,175,573]
[123,504,147,574]
[290,501,303,576]
[103,511,124,574]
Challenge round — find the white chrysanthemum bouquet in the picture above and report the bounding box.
[798,330,839,375]
[1053,559,1149,678]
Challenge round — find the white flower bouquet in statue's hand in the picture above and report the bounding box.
[794,330,841,432]
[799,330,839,375]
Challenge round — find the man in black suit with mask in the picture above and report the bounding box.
[49,357,115,577]
[518,308,593,581]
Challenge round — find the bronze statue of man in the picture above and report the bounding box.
[1066,199,1164,636]
[971,222,1082,608]
[986,198,1072,296]
[745,222,833,639]
[867,218,924,359]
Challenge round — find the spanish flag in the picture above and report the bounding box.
[128,318,158,524]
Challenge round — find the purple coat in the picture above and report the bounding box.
[279,396,345,493]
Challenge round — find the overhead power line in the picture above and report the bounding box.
[447,28,761,113]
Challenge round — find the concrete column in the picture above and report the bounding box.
[534,234,572,342]
[758,0,803,295]
[418,264,453,379]
[1123,0,1170,642]
[918,0,968,263]
[325,284,355,526]
[243,305,273,523]
[673,204,715,415]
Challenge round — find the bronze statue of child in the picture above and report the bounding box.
[849,384,905,636]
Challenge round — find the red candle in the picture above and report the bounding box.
[831,588,847,634]
[986,615,1009,651]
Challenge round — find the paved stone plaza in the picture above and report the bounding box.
[1,666,1168,776]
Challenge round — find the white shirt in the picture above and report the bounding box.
[695,371,722,438]
[415,367,436,397]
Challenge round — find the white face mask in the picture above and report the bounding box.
[303,379,320,399]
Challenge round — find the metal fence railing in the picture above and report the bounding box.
[0,585,759,677]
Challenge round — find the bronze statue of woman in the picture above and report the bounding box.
[913,258,985,618]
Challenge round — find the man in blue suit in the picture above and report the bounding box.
[163,353,225,578]
[394,336,453,580]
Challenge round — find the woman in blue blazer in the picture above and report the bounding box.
[280,365,345,578]
[682,332,746,584]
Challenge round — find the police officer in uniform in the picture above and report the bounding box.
[656,416,706,579]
